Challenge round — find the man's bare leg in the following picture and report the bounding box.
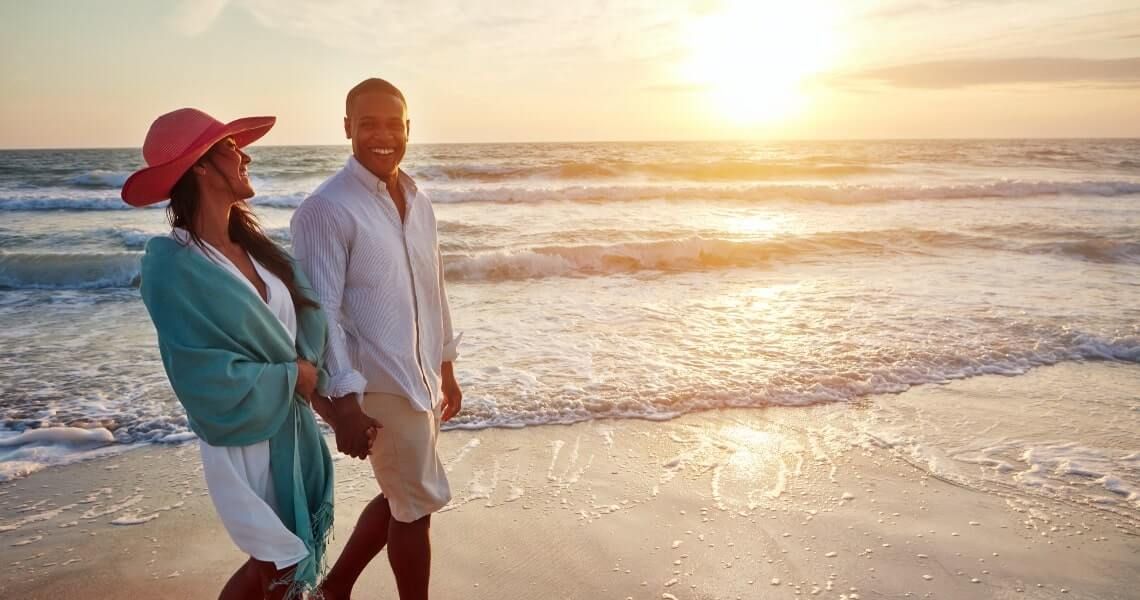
[387,513,432,600]
[320,494,393,599]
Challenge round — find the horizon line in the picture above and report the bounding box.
[2,135,1140,151]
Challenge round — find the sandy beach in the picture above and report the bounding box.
[4,2,1140,598]
[2,362,1138,599]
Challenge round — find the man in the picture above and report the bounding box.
[290,77,463,600]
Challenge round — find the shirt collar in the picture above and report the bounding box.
[345,156,419,198]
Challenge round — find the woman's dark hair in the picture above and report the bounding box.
[167,159,318,311]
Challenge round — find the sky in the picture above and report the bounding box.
[2,0,1139,148]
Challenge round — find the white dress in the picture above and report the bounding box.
[170,229,308,569]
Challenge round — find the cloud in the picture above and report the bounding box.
[843,57,1140,89]
[213,0,696,93]
[167,0,231,36]
[238,0,417,56]
[643,83,707,93]
[857,0,1046,22]
[235,0,683,58]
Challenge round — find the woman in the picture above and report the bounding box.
[123,108,340,599]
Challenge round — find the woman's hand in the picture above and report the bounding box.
[295,359,318,399]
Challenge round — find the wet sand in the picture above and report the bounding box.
[2,363,1138,599]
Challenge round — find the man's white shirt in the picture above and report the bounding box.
[291,157,460,412]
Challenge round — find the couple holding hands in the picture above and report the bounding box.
[123,78,459,600]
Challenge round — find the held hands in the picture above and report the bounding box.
[297,360,378,459]
[308,393,379,459]
[330,395,382,460]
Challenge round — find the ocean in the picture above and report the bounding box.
[0,140,1137,511]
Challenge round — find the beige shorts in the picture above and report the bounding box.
[361,392,451,523]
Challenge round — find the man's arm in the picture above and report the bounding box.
[438,249,463,421]
[291,199,376,458]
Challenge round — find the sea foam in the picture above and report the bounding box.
[0,427,120,482]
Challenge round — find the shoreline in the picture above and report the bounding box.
[2,362,1138,599]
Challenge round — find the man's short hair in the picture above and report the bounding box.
[346,78,407,118]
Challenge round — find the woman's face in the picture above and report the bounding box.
[199,137,254,202]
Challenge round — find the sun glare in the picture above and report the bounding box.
[680,0,842,125]
[726,214,782,236]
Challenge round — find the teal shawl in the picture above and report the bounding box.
[139,236,333,598]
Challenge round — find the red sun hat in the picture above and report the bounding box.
[121,108,275,207]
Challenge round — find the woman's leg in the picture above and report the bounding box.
[218,558,262,600]
[256,559,299,600]
[218,557,298,600]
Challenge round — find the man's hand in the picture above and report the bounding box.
[331,395,381,459]
[440,361,462,422]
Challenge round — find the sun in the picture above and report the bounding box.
[679,0,843,125]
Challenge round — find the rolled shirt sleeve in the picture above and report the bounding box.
[290,197,368,400]
[438,249,462,363]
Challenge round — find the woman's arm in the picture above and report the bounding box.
[308,393,338,431]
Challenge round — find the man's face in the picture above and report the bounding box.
[344,91,408,181]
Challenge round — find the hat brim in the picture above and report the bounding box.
[121,116,276,207]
